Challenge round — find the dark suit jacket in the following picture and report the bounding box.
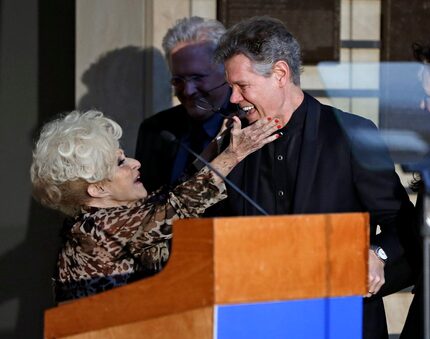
[135,100,233,192]
[221,93,416,265]
[400,187,424,339]
[135,105,189,192]
[210,94,419,339]
[137,95,418,339]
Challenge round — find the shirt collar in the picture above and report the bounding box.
[282,93,307,134]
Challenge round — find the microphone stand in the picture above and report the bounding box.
[183,142,269,216]
[161,131,269,216]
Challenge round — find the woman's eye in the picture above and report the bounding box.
[118,158,125,166]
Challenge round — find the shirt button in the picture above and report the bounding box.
[277,155,284,161]
[278,190,284,197]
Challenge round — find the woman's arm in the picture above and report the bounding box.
[127,117,279,267]
[166,116,280,215]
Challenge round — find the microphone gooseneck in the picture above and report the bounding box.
[161,130,268,216]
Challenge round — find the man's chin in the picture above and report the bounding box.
[245,110,259,124]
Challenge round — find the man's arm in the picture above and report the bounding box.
[346,116,417,295]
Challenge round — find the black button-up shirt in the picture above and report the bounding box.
[257,95,307,214]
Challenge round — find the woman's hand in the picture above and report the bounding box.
[208,117,281,185]
[226,116,281,162]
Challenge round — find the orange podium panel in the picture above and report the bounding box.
[44,213,369,339]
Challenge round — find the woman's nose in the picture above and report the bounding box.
[128,158,141,170]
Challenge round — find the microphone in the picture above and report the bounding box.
[161,130,269,216]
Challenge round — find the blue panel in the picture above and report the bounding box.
[327,296,363,338]
[215,296,362,339]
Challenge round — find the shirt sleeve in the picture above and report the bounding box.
[168,166,227,217]
[347,117,416,263]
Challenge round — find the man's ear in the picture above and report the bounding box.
[272,60,290,87]
[87,183,110,198]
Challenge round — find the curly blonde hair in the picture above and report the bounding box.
[30,110,122,215]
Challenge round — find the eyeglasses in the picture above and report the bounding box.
[194,96,247,122]
[170,75,209,88]
[169,77,243,118]
[171,77,229,110]
[190,82,247,121]
[192,81,228,111]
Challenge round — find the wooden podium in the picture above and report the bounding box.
[44,213,368,339]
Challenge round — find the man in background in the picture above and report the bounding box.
[135,16,233,191]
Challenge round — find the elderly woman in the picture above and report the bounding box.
[31,110,279,302]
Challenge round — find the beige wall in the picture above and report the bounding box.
[0,0,38,333]
[75,0,216,156]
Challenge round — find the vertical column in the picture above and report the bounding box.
[146,0,191,114]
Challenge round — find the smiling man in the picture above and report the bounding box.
[135,17,234,192]
[214,16,419,339]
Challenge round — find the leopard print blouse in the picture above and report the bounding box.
[54,167,226,302]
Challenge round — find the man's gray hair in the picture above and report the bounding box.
[215,16,302,85]
[162,16,226,59]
